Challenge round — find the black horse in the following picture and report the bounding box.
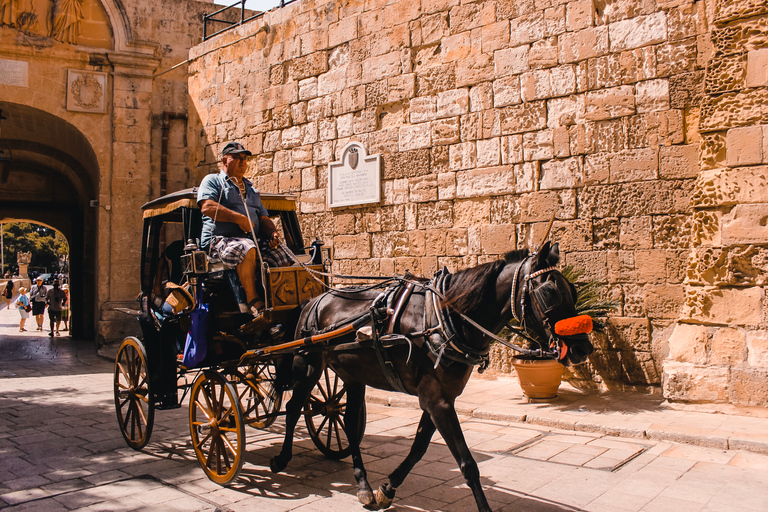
[271,242,593,511]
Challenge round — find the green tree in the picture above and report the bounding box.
[1,222,69,274]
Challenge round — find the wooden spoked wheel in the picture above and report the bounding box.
[114,337,154,450]
[304,367,366,460]
[189,371,245,485]
[235,362,282,429]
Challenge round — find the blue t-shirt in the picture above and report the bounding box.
[197,172,269,249]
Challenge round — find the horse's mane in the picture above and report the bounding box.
[442,249,530,315]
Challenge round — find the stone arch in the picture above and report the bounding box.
[0,101,99,340]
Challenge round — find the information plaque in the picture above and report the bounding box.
[328,142,382,208]
[0,59,28,87]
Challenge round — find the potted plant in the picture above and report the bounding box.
[508,266,618,399]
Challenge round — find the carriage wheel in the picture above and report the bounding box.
[304,367,366,460]
[189,371,245,485]
[114,337,154,450]
[236,362,282,429]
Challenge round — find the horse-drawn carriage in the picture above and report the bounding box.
[114,186,596,511]
[113,187,363,484]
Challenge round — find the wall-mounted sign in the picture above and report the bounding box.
[66,70,107,113]
[0,59,28,87]
[328,142,381,208]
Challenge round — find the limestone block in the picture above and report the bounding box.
[521,69,552,102]
[281,126,303,149]
[692,166,768,208]
[746,49,768,88]
[619,216,653,249]
[705,53,747,95]
[333,233,371,259]
[416,201,454,229]
[273,150,292,173]
[317,66,347,96]
[644,284,684,320]
[449,142,477,171]
[765,126,768,164]
[566,0,594,32]
[301,166,318,190]
[499,101,547,134]
[656,39,699,77]
[410,96,437,123]
[372,232,409,258]
[689,210,721,247]
[424,229,447,256]
[627,110,684,148]
[509,12,544,46]
[635,250,670,283]
[431,117,461,146]
[609,148,658,183]
[476,138,501,167]
[580,180,693,218]
[565,250,609,283]
[515,162,537,193]
[409,175,438,203]
[441,31,473,62]
[454,198,490,228]
[437,89,470,118]
[722,204,768,245]
[551,219,593,252]
[659,144,698,179]
[547,95,586,128]
[667,1,706,42]
[383,178,409,205]
[747,330,768,367]
[517,189,578,221]
[437,172,457,200]
[652,215,691,249]
[501,135,524,164]
[529,37,559,69]
[726,125,763,167]
[698,132,726,171]
[551,65,577,97]
[684,287,762,326]
[713,0,768,24]
[383,148,431,179]
[710,328,746,366]
[420,12,450,43]
[362,52,402,83]
[456,52,496,88]
[730,366,768,406]
[449,3,483,34]
[288,52,328,81]
[585,86,635,121]
[608,12,667,52]
[699,89,768,133]
[522,130,554,161]
[494,46,530,77]
[558,27,609,63]
[456,166,515,198]
[388,74,416,102]
[300,188,327,214]
[636,79,670,113]
[594,218,620,250]
[662,361,730,402]
[607,250,635,283]
[553,126,571,158]
[540,157,582,190]
[399,124,432,151]
[480,224,516,255]
[492,76,522,107]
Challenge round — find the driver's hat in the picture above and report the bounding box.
[222,142,252,157]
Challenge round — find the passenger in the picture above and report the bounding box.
[197,141,294,328]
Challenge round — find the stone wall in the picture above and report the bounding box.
[188,0,768,404]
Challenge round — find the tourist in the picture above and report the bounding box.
[45,279,67,337]
[61,284,70,331]
[197,141,294,329]
[15,287,30,332]
[30,277,47,330]
[3,278,13,309]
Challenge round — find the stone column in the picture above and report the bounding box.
[663,1,768,406]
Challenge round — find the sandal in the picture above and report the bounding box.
[247,299,266,318]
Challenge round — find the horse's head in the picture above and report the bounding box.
[512,241,593,366]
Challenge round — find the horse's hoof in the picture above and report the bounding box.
[374,487,394,509]
[357,490,377,509]
[270,456,285,474]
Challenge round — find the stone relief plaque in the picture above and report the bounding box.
[66,69,106,113]
[328,142,382,208]
[0,59,28,87]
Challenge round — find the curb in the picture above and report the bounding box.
[365,393,768,456]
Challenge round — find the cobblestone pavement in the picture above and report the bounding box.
[1,304,768,511]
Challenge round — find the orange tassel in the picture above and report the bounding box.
[554,315,593,336]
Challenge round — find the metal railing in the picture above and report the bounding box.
[203,0,298,41]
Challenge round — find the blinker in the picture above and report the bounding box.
[530,281,561,313]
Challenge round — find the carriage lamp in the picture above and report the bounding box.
[181,239,209,276]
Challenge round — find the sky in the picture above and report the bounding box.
[211,0,283,12]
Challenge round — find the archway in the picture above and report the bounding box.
[0,101,99,340]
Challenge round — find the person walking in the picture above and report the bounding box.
[30,277,47,331]
[3,279,13,309]
[46,280,67,337]
[14,286,30,332]
[61,284,70,331]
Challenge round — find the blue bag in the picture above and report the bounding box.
[182,288,208,367]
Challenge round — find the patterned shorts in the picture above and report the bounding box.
[213,237,296,269]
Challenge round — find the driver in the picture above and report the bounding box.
[197,141,294,327]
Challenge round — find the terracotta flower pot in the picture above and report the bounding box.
[511,358,565,399]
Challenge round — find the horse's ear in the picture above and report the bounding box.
[547,242,561,266]
[533,241,560,268]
